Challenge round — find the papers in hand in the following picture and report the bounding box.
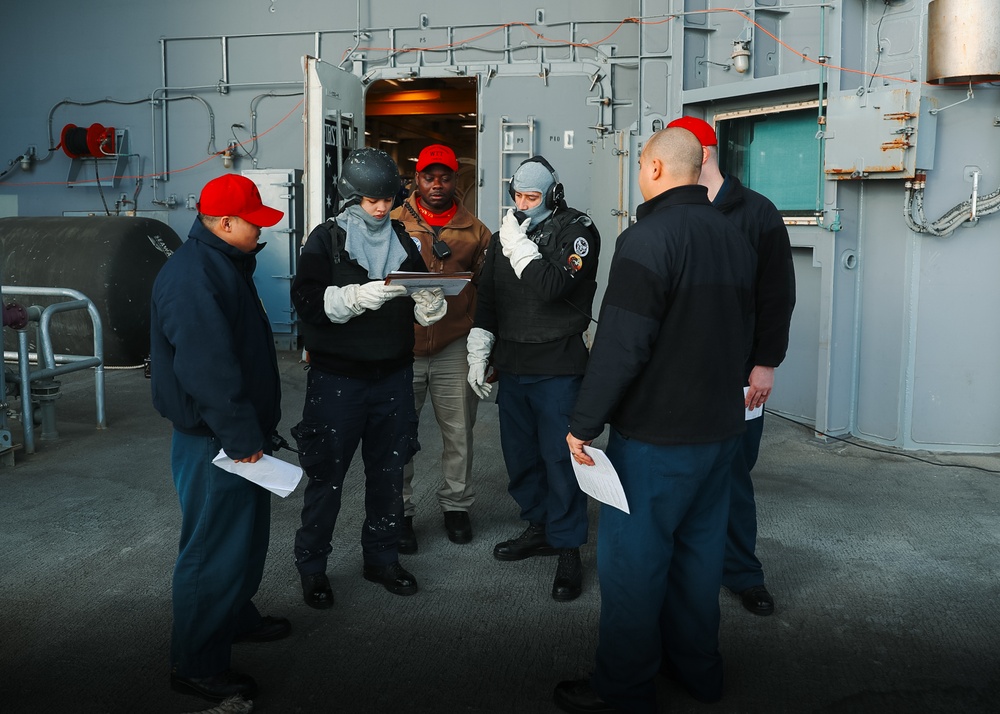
[744,387,763,420]
[384,271,472,296]
[570,445,630,514]
[213,450,303,498]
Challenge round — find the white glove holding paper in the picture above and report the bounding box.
[357,281,408,310]
[323,281,408,323]
[499,208,540,279]
[412,287,447,327]
[466,326,496,399]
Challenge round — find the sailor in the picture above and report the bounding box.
[469,155,600,602]
[290,147,447,607]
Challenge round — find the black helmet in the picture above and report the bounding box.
[337,147,400,203]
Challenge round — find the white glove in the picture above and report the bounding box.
[322,281,407,323]
[499,208,540,279]
[356,281,408,310]
[413,287,447,327]
[466,327,496,399]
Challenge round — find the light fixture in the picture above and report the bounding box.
[731,40,751,74]
[222,141,237,169]
[379,138,399,145]
[20,146,35,172]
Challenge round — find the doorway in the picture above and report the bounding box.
[364,76,479,214]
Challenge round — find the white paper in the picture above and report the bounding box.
[744,387,763,421]
[570,445,630,514]
[212,450,304,498]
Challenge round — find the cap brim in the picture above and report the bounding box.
[416,160,459,173]
[240,205,284,228]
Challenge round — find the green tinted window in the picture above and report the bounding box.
[718,109,820,215]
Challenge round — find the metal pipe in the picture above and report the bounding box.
[39,298,106,429]
[16,330,34,454]
[3,351,98,366]
[816,6,827,214]
[221,36,230,87]
[6,359,102,383]
[971,170,980,221]
[158,38,169,189]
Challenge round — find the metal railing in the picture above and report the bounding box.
[2,286,105,454]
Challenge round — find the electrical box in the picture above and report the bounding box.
[824,89,931,180]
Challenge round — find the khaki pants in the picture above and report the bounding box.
[403,338,479,516]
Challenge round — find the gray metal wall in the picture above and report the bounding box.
[2,0,998,452]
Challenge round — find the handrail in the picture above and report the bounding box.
[2,286,106,454]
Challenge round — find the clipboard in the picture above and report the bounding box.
[384,271,472,296]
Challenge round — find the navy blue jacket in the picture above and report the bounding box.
[570,184,755,445]
[714,175,796,372]
[150,218,281,460]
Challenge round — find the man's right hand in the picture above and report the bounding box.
[356,281,408,311]
[566,434,594,466]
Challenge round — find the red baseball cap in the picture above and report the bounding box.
[197,174,284,227]
[415,144,459,172]
[666,116,718,147]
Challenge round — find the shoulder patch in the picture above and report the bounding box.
[573,237,590,257]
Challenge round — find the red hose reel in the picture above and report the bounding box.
[60,123,117,158]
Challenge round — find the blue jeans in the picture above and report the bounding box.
[723,414,765,591]
[293,366,418,573]
[592,430,739,713]
[496,372,587,548]
[170,431,271,677]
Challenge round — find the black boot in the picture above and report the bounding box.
[443,511,473,544]
[398,515,418,555]
[300,572,334,610]
[552,548,583,601]
[493,523,558,561]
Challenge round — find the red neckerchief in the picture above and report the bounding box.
[415,196,457,227]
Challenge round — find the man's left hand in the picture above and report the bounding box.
[413,287,447,326]
[234,450,264,464]
[745,365,775,411]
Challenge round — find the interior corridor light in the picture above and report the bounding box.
[731,40,751,74]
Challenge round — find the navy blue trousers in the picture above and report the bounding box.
[293,366,417,573]
[496,373,588,548]
[592,430,739,713]
[170,431,271,677]
[722,414,765,592]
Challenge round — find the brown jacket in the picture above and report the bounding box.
[391,194,493,356]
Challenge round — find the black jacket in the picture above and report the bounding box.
[714,175,796,372]
[474,205,600,376]
[292,217,427,379]
[570,185,755,445]
[150,218,281,460]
